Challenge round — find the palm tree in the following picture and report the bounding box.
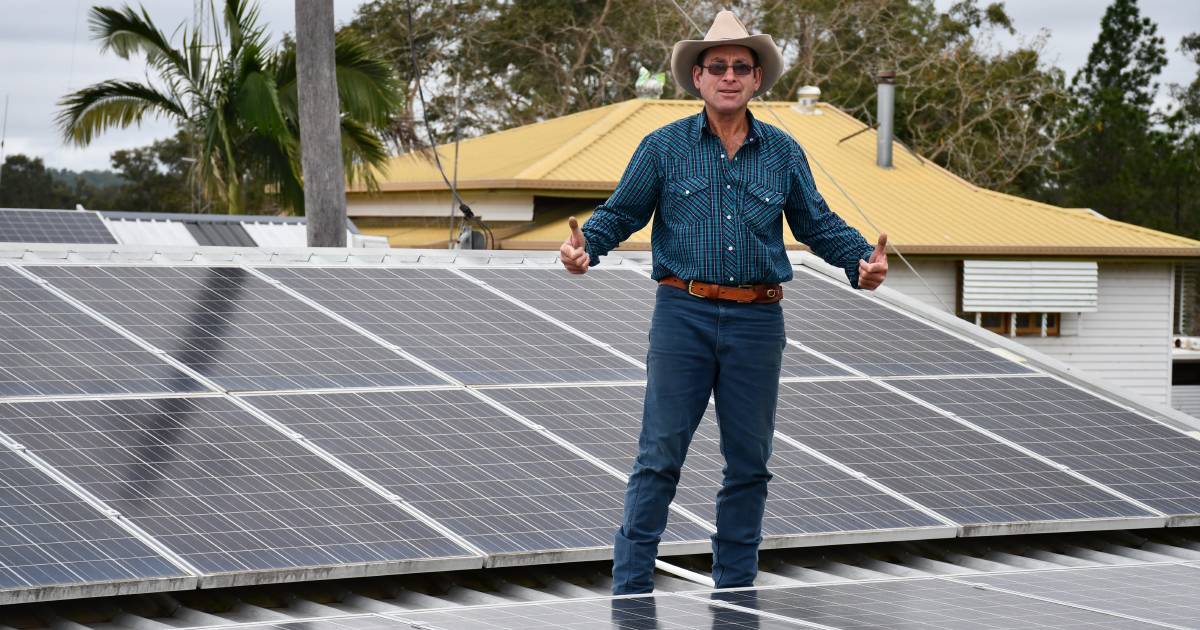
[57,0,399,214]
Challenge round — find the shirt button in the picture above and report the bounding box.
[726,184,731,190]
[727,245,734,251]
[720,153,725,159]
[725,214,731,220]
[729,276,735,282]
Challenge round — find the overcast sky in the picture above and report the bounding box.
[0,1,1196,172]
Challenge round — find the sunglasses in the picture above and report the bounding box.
[700,62,757,77]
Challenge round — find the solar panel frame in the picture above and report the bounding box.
[239,388,714,565]
[0,395,481,586]
[711,578,1157,629]
[783,266,1032,377]
[23,265,448,392]
[770,380,1158,531]
[0,445,194,604]
[462,267,853,379]
[0,209,117,245]
[966,564,1200,628]
[483,383,955,547]
[261,266,648,386]
[0,266,208,398]
[890,375,1200,523]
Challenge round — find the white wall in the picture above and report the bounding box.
[347,191,534,221]
[1172,385,1200,418]
[1023,263,1173,404]
[887,260,1174,405]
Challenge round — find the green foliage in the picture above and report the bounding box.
[1054,0,1200,240]
[0,155,78,209]
[57,0,401,214]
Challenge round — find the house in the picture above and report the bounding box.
[348,97,1200,409]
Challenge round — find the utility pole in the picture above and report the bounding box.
[294,0,347,247]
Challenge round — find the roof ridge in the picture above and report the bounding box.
[795,103,1200,248]
[515,99,646,180]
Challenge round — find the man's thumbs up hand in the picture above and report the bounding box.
[560,216,590,274]
[857,233,888,290]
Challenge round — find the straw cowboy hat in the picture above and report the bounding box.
[670,10,785,99]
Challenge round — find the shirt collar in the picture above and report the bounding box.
[693,107,763,146]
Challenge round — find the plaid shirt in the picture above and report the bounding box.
[582,109,874,288]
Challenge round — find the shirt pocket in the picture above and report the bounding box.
[744,178,785,234]
[666,175,712,226]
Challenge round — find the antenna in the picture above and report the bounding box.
[0,94,9,200]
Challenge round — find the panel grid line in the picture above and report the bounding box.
[7,264,230,394]
[773,326,1169,524]
[228,394,490,561]
[242,266,468,388]
[464,387,718,537]
[0,263,208,398]
[936,575,1192,629]
[446,267,647,372]
[0,426,203,579]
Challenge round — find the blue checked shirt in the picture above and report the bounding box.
[582,109,875,288]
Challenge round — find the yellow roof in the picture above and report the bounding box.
[362,99,1200,257]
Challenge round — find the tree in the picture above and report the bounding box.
[104,131,195,212]
[1057,0,1166,222]
[0,155,75,209]
[351,0,1073,197]
[760,0,1074,195]
[57,0,401,214]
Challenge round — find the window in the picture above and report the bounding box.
[959,312,1060,337]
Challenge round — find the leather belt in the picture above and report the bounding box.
[659,276,782,304]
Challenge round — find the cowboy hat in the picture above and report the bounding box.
[670,10,784,99]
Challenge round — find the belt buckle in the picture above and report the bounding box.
[687,280,704,298]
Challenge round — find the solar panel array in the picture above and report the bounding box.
[0,260,1198,606]
[0,209,117,244]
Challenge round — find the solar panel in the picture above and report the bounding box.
[184,221,256,247]
[892,376,1200,518]
[222,615,413,630]
[783,269,1031,376]
[396,594,800,629]
[241,389,712,559]
[0,396,474,577]
[0,267,206,397]
[771,380,1154,526]
[0,209,117,244]
[484,385,947,540]
[27,266,445,392]
[712,579,1148,629]
[0,448,187,599]
[970,565,1200,627]
[263,267,646,385]
[464,268,851,379]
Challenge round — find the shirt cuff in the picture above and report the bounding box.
[845,248,874,290]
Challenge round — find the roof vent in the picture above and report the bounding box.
[635,67,664,99]
[793,85,822,115]
[876,71,895,168]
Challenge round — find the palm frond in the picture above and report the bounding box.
[89,5,188,75]
[332,31,401,126]
[57,79,187,145]
[339,117,390,192]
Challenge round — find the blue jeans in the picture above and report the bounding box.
[612,284,785,594]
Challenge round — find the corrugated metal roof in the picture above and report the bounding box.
[355,99,1200,257]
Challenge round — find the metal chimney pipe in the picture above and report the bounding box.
[876,70,895,168]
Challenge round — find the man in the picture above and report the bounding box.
[560,11,888,594]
